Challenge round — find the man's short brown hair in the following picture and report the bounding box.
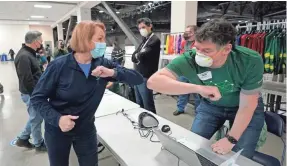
[186,25,198,32]
[70,21,105,53]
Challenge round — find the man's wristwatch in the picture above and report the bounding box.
[225,134,238,144]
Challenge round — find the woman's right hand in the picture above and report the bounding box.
[59,115,79,132]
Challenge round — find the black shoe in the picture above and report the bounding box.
[15,138,34,149]
[35,142,47,152]
[98,142,105,154]
[173,110,184,116]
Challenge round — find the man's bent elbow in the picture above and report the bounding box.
[147,75,157,90]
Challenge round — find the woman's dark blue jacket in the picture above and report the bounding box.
[30,53,143,135]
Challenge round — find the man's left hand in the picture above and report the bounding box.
[211,137,235,155]
[92,66,114,78]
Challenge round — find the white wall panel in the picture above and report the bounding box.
[0,24,29,55]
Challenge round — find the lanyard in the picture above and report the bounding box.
[140,33,154,52]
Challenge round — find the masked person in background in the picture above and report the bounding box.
[14,31,47,152]
[54,39,68,59]
[131,18,160,114]
[147,19,265,159]
[174,25,201,116]
[45,44,52,63]
[8,48,15,61]
[0,82,3,94]
[36,46,48,72]
[30,21,143,166]
[111,41,125,66]
[106,41,126,94]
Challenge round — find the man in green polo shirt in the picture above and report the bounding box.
[147,19,264,159]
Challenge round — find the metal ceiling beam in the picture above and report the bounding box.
[107,2,140,6]
[95,6,109,14]
[240,2,248,15]
[101,1,140,47]
[264,10,286,17]
[222,2,231,15]
[0,18,55,22]
[51,1,101,28]
[27,1,78,5]
[0,19,54,25]
[197,12,252,19]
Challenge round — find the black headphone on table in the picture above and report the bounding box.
[138,112,170,133]
[138,112,159,128]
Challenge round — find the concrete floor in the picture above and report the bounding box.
[0,61,285,166]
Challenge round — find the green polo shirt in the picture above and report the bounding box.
[166,46,264,107]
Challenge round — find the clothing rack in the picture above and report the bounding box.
[158,32,185,70]
[236,20,286,31]
[236,20,287,115]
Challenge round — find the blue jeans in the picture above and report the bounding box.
[45,127,98,166]
[191,98,265,159]
[134,78,156,114]
[18,94,44,147]
[177,76,200,112]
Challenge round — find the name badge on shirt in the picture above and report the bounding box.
[197,71,212,81]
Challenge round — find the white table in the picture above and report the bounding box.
[95,108,262,166]
[104,89,117,96]
[95,93,140,118]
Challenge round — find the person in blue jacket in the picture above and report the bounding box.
[30,21,144,166]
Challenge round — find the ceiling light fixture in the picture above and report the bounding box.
[31,16,45,19]
[99,10,104,13]
[116,11,120,14]
[34,4,52,9]
[29,22,40,25]
[238,20,242,22]
[206,18,210,21]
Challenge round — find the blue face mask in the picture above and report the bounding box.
[91,42,106,59]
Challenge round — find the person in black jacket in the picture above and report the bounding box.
[111,41,125,66]
[8,48,15,61]
[0,82,3,94]
[131,18,160,114]
[14,31,47,152]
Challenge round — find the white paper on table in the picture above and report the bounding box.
[219,149,243,166]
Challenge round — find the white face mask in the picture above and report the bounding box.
[195,52,213,67]
[140,29,149,37]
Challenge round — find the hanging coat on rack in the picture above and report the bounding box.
[271,35,279,73]
[168,35,175,54]
[282,37,286,74]
[264,31,275,73]
[174,35,178,54]
[164,35,169,55]
[177,34,182,54]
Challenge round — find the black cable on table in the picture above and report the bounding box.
[117,109,174,144]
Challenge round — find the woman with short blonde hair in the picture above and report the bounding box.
[30,20,143,166]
